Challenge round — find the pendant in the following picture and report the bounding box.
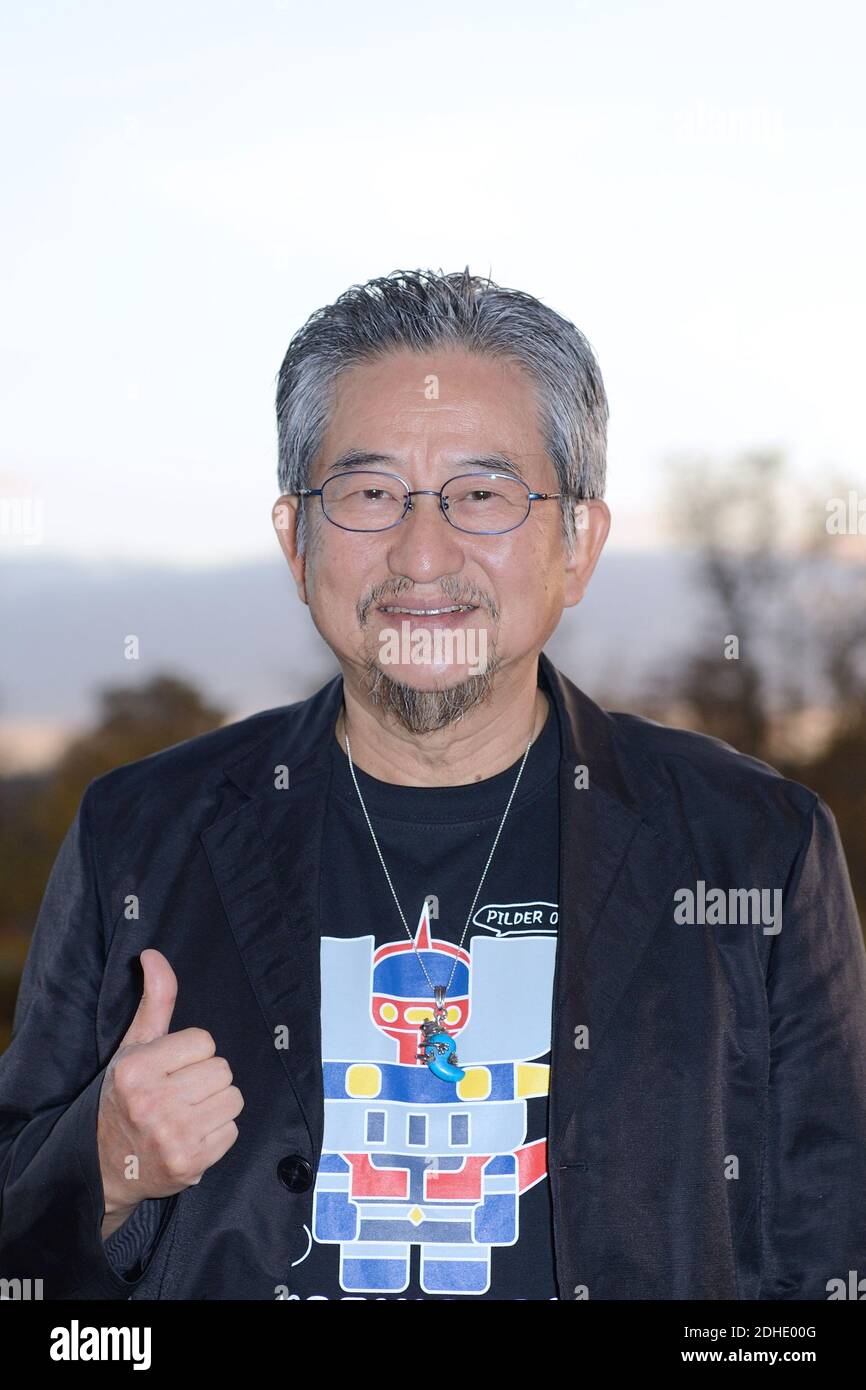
[417,985,466,1082]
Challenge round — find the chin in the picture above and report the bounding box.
[380,661,478,689]
[358,654,500,735]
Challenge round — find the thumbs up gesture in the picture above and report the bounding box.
[96,949,244,1237]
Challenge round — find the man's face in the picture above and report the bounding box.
[274,346,608,730]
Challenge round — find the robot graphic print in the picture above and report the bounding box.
[309,899,557,1296]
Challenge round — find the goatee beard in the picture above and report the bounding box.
[357,653,502,736]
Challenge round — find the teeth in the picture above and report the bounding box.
[382,605,473,615]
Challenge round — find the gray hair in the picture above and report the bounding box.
[275,267,608,557]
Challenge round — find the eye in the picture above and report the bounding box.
[455,487,499,504]
[359,486,397,501]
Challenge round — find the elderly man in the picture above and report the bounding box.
[2,269,865,1301]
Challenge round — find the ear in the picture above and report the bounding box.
[562,499,611,609]
[271,495,309,605]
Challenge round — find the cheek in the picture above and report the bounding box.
[502,544,563,613]
[483,534,550,589]
[307,537,378,618]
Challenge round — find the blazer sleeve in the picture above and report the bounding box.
[0,784,175,1299]
[102,1198,172,1279]
[758,793,866,1298]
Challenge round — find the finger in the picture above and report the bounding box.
[142,1026,217,1076]
[190,1085,245,1141]
[163,1054,234,1105]
[119,949,178,1048]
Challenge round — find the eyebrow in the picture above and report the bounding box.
[323,449,528,483]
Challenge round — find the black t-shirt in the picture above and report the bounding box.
[285,690,562,1300]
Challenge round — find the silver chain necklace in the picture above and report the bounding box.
[343,719,535,1083]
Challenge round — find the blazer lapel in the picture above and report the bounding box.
[200,673,344,1161]
[539,654,693,1158]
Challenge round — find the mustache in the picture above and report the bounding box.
[359,580,498,624]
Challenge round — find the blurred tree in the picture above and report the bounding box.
[660,449,791,757]
[657,449,866,924]
[1,674,226,934]
[793,711,866,915]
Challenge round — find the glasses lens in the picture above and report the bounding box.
[321,472,407,530]
[443,474,530,533]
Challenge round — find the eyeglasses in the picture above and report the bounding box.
[289,470,561,536]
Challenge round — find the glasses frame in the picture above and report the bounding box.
[289,469,562,536]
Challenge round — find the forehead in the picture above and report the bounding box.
[314,347,547,470]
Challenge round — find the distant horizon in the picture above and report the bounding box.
[4,545,864,771]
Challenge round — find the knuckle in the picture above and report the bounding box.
[163,1146,192,1180]
[113,1054,140,1093]
[189,1027,216,1054]
[126,1091,154,1128]
[151,1117,177,1155]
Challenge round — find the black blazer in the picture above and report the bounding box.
[2,651,865,1300]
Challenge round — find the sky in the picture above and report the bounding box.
[2,0,865,566]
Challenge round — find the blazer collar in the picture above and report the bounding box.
[220,649,670,815]
[202,650,689,1165]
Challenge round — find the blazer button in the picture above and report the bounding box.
[278,1154,314,1192]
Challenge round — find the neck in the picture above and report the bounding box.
[334,659,550,787]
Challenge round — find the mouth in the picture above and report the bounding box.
[377,603,478,616]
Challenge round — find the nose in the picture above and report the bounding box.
[385,489,466,578]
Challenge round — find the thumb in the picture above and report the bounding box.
[119,948,178,1048]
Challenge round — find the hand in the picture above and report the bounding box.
[97,948,244,1237]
